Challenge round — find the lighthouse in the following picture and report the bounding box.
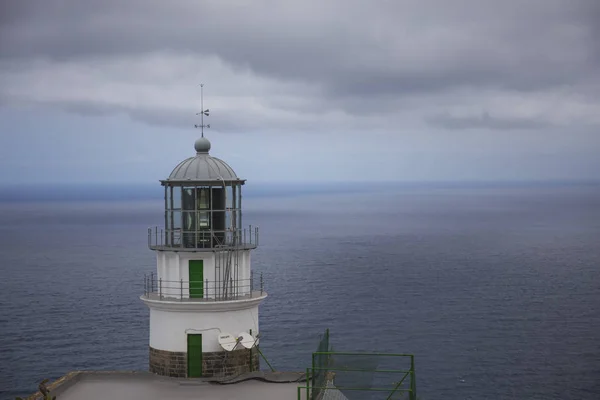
[141,99,266,378]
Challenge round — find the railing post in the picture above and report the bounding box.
[155,226,158,246]
[180,279,183,302]
[256,226,259,246]
[161,229,163,246]
[205,279,209,300]
[148,228,151,247]
[244,228,246,244]
[151,272,154,294]
[144,274,147,296]
[251,271,254,293]
[249,224,253,244]
[159,278,162,300]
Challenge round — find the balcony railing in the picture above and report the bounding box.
[148,225,259,251]
[142,272,265,302]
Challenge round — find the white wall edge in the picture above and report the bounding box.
[140,293,267,312]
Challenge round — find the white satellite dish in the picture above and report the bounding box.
[218,333,237,351]
[238,332,256,349]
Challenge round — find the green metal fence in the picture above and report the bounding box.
[310,328,331,399]
[299,330,416,400]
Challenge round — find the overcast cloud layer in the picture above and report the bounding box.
[1,0,599,184]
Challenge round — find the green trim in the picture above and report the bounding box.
[187,334,203,377]
[188,260,204,298]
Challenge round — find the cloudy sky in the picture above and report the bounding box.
[1,0,599,184]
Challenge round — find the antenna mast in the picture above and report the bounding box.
[194,83,210,137]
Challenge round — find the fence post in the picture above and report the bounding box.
[311,353,315,400]
[159,278,162,300]
[180,279,183,301]
[410,355,416,400]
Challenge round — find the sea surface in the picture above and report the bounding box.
[1,183,599,399]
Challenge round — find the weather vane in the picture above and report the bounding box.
[194,83,210,137]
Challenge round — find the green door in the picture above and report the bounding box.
[189,260,204,298]
[187,334,202,377]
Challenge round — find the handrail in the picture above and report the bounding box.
[143,272,264,302]
[147,225,259,250]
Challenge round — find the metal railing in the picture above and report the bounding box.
[298,342,417,400]
[312,329,331,398]
[143,272,264,302]
[148,225,259,250]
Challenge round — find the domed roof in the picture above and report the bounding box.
[164,137,241,183]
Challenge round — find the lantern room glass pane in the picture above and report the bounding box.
[225,186,233,210]
[197,188,210,209]
[182,188,195,210]
[212,211,225,232]
[183,211,195,231]
[225,211,231,231]
[173,187,181,210]
[197,211,210,228]
[173,211,182,230]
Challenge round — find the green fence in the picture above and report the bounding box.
[311,328,331,398]
[299,330,416,400]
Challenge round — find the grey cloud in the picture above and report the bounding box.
[427,112,554,131]
[1,0,600,141]
[9,97,338,134]
[1,0,598,99]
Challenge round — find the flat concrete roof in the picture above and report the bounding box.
[26,371,308,400]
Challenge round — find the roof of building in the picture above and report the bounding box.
[164,137,241,183]
[24,371,307,400]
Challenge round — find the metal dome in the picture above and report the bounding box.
[164,138,241,182]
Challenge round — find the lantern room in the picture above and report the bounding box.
[148,137,258,251]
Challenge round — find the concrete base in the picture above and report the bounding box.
[149,346,259,378]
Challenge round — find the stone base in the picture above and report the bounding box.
[149,346,260,378]
[203,347,260,378]
[149,347,187,378]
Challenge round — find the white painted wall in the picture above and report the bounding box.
[155,250,253,299]
[148,305,260,352]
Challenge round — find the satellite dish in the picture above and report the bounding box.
[238,332,256,349]
[218,333,237,351]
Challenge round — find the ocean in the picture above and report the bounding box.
[0,182,599,399]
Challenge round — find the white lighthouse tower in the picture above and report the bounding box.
[141,98,266,378]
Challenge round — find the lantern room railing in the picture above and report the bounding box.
[148,225,259,251]
[142,272,265,302]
